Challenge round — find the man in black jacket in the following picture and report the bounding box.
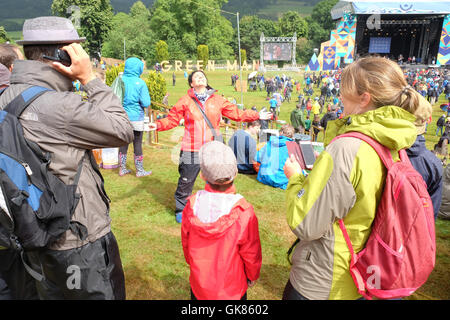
[319,104,337,132]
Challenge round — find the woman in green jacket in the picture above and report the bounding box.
[282,57,424,300]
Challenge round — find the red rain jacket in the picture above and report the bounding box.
[156,88,259,152]
[181,183,262,300]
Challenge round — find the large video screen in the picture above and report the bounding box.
[263,43,292,61]
[369,37,391,54]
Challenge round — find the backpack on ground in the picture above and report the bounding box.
[0,86,87,280]
[331,132,436,300]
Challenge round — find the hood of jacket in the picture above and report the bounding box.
[292,108,303,117]
[406,135,426,157]
[187,184,247,239]
[270,135,292,148]
[9,60,73,92]
[323,106,417,151]
[123,57,144,78]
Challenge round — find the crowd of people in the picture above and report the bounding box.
[0,15,449,301]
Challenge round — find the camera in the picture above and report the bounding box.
[43,49,71,66]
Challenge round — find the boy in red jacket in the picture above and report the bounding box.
[181,141,262,300]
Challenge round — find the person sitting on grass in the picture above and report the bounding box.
[181,141,262,300]
[255,124,295,190]
[228,120,261,175]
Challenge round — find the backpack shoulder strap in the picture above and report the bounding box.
[4,86,52,118]
[331,131,395,169]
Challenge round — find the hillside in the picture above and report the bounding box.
[1,0,316,32]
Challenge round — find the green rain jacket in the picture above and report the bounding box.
[285,106,417,300]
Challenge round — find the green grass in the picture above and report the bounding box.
[104,69,449,300]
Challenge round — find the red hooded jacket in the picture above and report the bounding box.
[156,88,259,152]
[181,183,262,300]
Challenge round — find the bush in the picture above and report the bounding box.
[105,63,125,86]
[145,71,167,111]
[197,45,209,66]
[155,40,169,63]
[240,49,247,66]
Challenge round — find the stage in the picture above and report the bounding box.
[306,1,450,71]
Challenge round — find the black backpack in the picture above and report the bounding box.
[0,86,87,280]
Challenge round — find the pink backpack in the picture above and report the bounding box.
[331,132,436,300]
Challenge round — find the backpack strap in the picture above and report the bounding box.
[4,86,52,118]
[191,97,224,143]
[330,131,395,169]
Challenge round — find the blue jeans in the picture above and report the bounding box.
[437,126,444,136]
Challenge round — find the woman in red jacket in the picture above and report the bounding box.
[149,70,271,223]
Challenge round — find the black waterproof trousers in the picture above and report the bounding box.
[174,151,200,215]
[0,249,39,300]
[26,232,125,300]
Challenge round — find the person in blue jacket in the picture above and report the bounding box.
[118,57,152,177]
[255,124,295,190]
[406,95,443,219]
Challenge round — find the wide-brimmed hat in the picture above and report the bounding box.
[16,16,86,45]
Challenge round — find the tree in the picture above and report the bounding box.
[240,49,247,65]
[145,71,167,110]
[105,63,124,86]
[149,0,233,60]
[197,45,209,64]
[278,11,308,38]
[102,4,156,62]
[235,15,279,61]
[155,40,169,63]
[310,0,339,31]
[51,0,114,57]
[0,26,10,44]
[298,0,339,64]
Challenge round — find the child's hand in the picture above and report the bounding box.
[247,280,257,288]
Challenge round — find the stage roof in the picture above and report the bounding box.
[331,1,450,20]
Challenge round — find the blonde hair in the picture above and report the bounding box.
[279,124,295,138]
[340,57,419,115]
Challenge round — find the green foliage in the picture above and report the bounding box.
[278,11,308,38]
[145,71,167,110]
[236,15,279,61]
[105,63,124,87]
[149,0,234,60]
[155,40,169,63]
[310,0,339,31]
[197,44,209,64]
[0,26,11,43]
[240,49,247,65]
[102,7,155,62]
[51,0,114,56]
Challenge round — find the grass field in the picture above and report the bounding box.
[103,69,450,300]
